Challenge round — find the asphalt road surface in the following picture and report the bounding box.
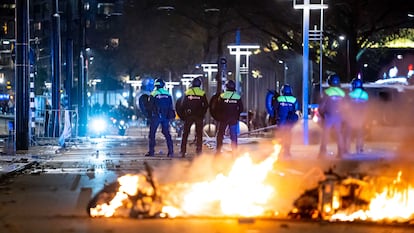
[0,127,411,233]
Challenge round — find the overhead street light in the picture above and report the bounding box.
[201,63,218,97]
[293,0,327,145]
[227,44,259,132]
[182,74,203,90]
[227,45,260,94]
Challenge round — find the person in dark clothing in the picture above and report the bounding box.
[273,84,299,158]
[145,78,175,157]
[179,77,209,157]
[318,74,346,158]
[343,78,369,154]
[214,80,243,155]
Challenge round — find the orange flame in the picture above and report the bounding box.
[90,145,282,218]
[331,171,414,222]
[90,174,155,217]
[161,144,281,217]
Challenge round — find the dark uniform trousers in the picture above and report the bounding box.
[181,116,203,155]
[148,116,173,156]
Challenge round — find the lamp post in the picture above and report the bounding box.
[227,45,260,94]
[182,74,203,90]
[165,81,180,96]
[201,63,218,98]
[293,0,327,145]
[339,35,350,80]
[201,64,218,133]
[180,77,193,90]
[278,60,288,84]
[227,44,259,131]
[310,23,324,98]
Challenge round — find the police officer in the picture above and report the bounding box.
[180,77,208,157]
[273,84,299,158]
[318,74,346,158]
[145,78,175,157]
[214,80,243,155]
[344,78,369,154]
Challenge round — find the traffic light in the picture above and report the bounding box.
[6,81,11,90]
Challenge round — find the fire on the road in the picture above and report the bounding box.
[90,144,281,218]
[330,171,414,222]
[160,144,281,217]
[89,144,414,223]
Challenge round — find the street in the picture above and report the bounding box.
[0,124,412,233]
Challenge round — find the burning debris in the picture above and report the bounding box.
[87,162,164,218]
[289,169,414,223]
[87,144,414,224]
[88,145,282,218]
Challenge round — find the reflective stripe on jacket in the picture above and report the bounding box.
[149,88,173,118]
[348,88,369,102]
[182,87,208,117]
[216,91,243,124]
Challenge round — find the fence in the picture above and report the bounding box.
[33,108,78,144]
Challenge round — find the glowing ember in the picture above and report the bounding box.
[161,144,281,217]
[331,171,414,222]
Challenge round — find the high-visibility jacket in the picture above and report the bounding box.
[275,95,299,124]
[181,87,208,118]
[149,88,174,118]
[214,91,243,124]
[319,86,345,117]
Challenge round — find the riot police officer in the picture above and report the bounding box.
[179,77,208,157]
[145,78,175,157]
[318,74,346,158]
[344,78,369,154]
[213,80,243,155]
[273,84,299,158]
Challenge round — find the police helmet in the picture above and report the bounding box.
[280,84,293,96]
[351,78,363,90]
[192,77,202,87]
[327,74,341,87]
[154,78,165,88]
[225,80,236,91]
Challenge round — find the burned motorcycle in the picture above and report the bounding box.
[87,162,165,218]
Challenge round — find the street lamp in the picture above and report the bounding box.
[227,45,260,94]
[339,35,350,80]
[293,0,327,145]
[181,74,203,90]
[227,44,259,132]
[165,81,180,96]
[278,60,288,84]
[201,63,218,98]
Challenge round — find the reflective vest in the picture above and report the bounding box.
[276,95,298,124]
[320,86,345,116]
[150,88,173,118]
[348,88,369,102]
[182,87,208,117]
